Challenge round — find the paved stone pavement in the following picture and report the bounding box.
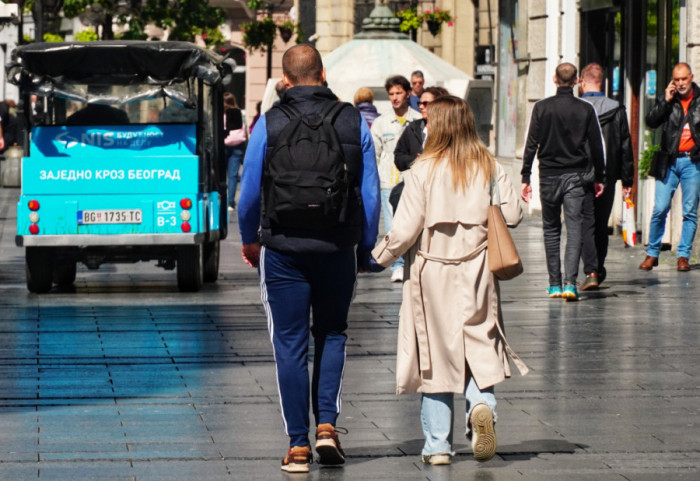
[1,184,699,480]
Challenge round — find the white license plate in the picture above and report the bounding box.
[79,209,142,225]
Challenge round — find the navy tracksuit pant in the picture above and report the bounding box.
[260,246,356,448]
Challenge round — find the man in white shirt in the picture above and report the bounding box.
[370,75,422,282]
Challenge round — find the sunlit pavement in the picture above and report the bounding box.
[1,184,699,480]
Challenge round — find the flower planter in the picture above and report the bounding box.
[278,26,293,43]
[426,20,441,36]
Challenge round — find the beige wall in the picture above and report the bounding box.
[315,0,354,55]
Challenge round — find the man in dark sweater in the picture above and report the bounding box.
[521,62,606,301]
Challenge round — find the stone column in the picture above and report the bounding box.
[315,0,354,56]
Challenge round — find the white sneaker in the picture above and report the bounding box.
[390,267,404,283]
[227,206,234,212]
[470,403,496,462]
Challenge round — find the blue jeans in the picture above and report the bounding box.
[420,378,496,456]
[647,155,700,258]
[380,188,404,271]
[227,147,244,207]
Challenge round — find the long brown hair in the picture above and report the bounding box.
[420,96,495,192]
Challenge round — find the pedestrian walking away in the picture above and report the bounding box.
[223,92,247,211]
[579,62,634,287]
[521,62,606,301]
[371,75,422,283]
[353,86,380,128]
[237,44,381,473]
[372,96,529,466]
[641,62,700,272]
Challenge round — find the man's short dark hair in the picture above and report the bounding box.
[282,44,324,86]
[555,63,578,87]
[385,75,411,93]
[411,70,424,79]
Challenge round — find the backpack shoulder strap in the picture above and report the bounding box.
[320,101,351,125]
[276,103,301,120]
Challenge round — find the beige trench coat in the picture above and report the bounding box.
[371,160,529,395]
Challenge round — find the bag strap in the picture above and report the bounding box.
[489,176,501,206]
[320,101,350,125]
[276,103,301,120]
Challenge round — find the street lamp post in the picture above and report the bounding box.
[264,0,285,80]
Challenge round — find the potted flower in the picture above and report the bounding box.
[241,16,278,53]
[421,7,454,37]
[277,19,297,44]
[396,7,422,34]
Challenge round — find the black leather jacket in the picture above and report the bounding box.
[394,118,426,172]
[646,83,700,161]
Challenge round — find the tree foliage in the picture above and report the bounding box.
[62,0,226,45]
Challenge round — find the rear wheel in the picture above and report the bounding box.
[177,244,203,292]
[53,260,77,286]
[203,240,220,283]
[26,247,54,293]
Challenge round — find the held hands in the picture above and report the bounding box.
[357,247,385,273]
[622,186,632,198]
[241,242,261,268]
[521,183,532,203]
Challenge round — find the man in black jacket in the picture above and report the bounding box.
[579,63,634,287]
[521,62,606,301]
[641,62,700,272]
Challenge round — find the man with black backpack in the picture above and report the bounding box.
[237,44,381,473]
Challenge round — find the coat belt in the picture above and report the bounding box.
[411,240,529,377]
[412,242,487,372]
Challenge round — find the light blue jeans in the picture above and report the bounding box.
[420,378,496,456]
[380,188,404,272]
[647,155,700,258]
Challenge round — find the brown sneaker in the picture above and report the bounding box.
[281,445,312,473]
[470,404,496,462]
[315,423,346,466]
[678,256,691,271]
[580,272,599,291]
[639,256,658,271]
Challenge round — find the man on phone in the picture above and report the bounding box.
[641,62,700,272]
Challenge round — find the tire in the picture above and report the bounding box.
[26,247,54,293]
[53,261,77,286]
[203,240,220,283]
[177,244,203,292]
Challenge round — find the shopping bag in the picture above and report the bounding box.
[622,197,636,247]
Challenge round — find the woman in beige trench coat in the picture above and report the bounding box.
[371,96,528,465]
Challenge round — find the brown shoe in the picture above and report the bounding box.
[639,256,658,271]
[315,423,346,466]
[281,445,312,473]
[678,257,691,271]
[580,272,599,291]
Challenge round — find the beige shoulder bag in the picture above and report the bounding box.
[487,177,523,280]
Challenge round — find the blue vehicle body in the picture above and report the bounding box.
[18,125,217,240]
[8,41,235,293]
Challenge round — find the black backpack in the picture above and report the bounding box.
[262,101,352,230]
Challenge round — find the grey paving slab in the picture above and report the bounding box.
[3,182,700,479]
